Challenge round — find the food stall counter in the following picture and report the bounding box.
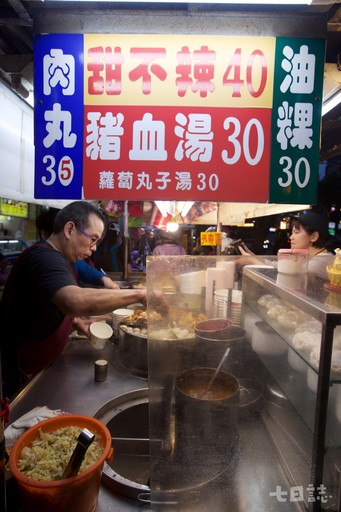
[7,337,150,512]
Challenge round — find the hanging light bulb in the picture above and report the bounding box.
[167,221,179,232]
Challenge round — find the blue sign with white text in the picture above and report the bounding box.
[34,34,84,199]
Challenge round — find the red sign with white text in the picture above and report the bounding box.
[83,105,271,201]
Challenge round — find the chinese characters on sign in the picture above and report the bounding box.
[200,231,222,247]
[34,34,84,199]
[270,38,325,203]
[34,34,325,203]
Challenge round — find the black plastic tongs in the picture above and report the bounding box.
[62,428,95,479]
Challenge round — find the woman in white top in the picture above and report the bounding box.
[239,211,334,280]
[289,211,334,279]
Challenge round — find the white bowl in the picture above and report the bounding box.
[112,308,133,336]
[288,348,307,373]
[251,321,287,357]
[242,311,261,341]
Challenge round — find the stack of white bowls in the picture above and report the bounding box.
[112,308,132,338]
[251,320,287,357]
[179,270,206,295]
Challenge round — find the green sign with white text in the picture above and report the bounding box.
[269,37,325,203]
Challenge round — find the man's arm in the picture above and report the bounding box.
[52,285,146,317]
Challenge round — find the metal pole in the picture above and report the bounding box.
[123,201,129,282]
[217,203,222,256]
[0,353,7,511]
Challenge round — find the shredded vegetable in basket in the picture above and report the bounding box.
[17,426,103,481]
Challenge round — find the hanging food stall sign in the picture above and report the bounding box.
[34,34,325,204]
[200,231,222,247]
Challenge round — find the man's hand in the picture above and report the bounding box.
[149,290,169,316]
[72,316,112,337]
[101,276,120,289]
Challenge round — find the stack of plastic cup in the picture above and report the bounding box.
[213,289,229,318]
[112,308,132,339]
[230,290,243,325]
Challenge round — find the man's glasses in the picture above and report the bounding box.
[76,227,101,248]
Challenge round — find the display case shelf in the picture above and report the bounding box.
[245,300,341,385]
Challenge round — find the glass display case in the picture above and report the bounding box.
[242,266,341,512]
[146,256,341,512]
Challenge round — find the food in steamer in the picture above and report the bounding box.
[119,308,207,340]
[119,309,149,336]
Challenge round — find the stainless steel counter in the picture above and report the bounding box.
[8,337,150,512]
[7,333,305,512]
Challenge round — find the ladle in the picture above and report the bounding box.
[203,347,231,396]
[62,428,95,479]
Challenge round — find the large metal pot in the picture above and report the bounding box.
[118,327,148,378]
[173,367,240,487]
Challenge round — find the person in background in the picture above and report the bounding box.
[36,208,117,289]
[192,238,210,255]
[289,211,334,278]
[0,201,147,399]
[92,224,123,273]
[239,211,334,279]
[0,253,9,285]
[138,228,158,270]
[74,259,117,288]
[152,230,186,256]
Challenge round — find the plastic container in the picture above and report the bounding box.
[9,414,113,512]
[112,308,132,338]
[327,265,341,289]
[277,249,308,275]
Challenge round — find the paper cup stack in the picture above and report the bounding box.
[112,308,132,338]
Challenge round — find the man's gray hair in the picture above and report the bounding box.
[53,201,105,234]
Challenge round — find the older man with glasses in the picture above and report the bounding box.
[0,201,148,399]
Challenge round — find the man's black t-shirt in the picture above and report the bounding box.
[0,241,77,343]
